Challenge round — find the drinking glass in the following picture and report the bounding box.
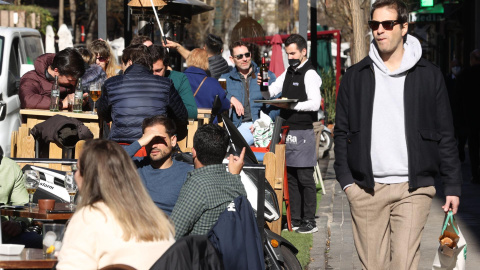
[24,170,40,208]
[89,82,102,115]
[64,171,77,209]
[43,223,65,258]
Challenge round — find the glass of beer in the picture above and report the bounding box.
[218,78,227,91]
[24,170,40,208]
[64,171,78,209]
[89,82,102,115]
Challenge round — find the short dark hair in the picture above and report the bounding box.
[51,48,86,79]
[142,115,176,137]
[284,34,307,54]
[205,34,223,55]
[229,40,251,56]
[371,0,408,23]
[122,44,153,70]
[193,124,229,165]
[130,35,152,46]
[149,44,170,67]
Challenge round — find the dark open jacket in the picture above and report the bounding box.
[97,64,187,143]
[334,56,462,196]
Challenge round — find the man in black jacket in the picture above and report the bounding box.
[97,44,187,143]
[334,0,461,269]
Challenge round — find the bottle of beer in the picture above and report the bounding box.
[49,76,60,112]
[73,78,83,113]
[260,53,269,92]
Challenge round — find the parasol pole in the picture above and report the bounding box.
[149,0,168,48]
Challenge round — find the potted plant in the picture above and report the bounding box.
[320,69,338,130]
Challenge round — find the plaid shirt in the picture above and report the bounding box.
[171,164,247,239]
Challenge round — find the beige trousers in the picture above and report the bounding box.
[346,182,436,270]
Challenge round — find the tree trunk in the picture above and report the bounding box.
[69,0,78,44]
[350,0,367,64]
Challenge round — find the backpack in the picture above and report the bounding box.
[207,196,265,270]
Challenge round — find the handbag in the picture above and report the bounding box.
[432,211,467,270]
[193,76,208,97]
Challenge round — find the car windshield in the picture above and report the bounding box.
[0,36,4,76]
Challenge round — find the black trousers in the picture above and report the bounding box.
[468,126,480,179]
[287,166,316,223]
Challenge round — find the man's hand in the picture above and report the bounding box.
[230,96,244,116]
[228,147,245,175]
[137,133,163,147]
[272,102,290,109]
[2,221,23,237]
[443,196,460,214]
[163,39,180,49]
[249,124,255,134]
[256,73,270,85]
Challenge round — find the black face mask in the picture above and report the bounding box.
[288,59,301,68]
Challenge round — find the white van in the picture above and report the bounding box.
[0,27,44,157]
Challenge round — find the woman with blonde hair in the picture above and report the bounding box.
[57,139,175,270]
[184,48,230,117]
[88,39,117,78]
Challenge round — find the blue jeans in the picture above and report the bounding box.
[238,122,254,145]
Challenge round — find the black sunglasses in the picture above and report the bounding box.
[368,20,402,31]
[96,56,108,62]
[234,52,251,60]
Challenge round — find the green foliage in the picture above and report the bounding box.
[280,184,323,268]
[320,69,338,124]
[0,5,54,35]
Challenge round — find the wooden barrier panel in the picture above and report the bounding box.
[261,144,286,235]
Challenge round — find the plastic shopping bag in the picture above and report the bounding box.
[432,211,467,270]
[253,111,274,147]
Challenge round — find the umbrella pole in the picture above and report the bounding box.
[149,0,168,48]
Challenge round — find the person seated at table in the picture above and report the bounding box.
[164,34,231,79]
[88,39,118,79]
[57,140,175,270]
[149,45,197,119]
[19,48,86,110]
[183,49,230,118]
[97,44,188,144]
[124,115,193,216]
[0,150,42,248]
[171,124,246,239]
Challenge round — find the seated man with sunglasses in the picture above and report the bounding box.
[20,48,85,110]
[334,0,461,269]
[220,41,279,145]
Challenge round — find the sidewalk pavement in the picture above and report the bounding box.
[308,151,480,270]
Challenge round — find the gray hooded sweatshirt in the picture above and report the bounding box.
[369,34,422,184]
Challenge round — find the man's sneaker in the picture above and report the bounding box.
[296,221,318,234]
[283,220,302,231]
[291,220,302,231]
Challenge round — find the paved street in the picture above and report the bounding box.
[308,149,480,270]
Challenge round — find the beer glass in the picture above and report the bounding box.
[24,170,40,208]
[89,82,102,115]
[218,78,227,91]
[64,171,77,209]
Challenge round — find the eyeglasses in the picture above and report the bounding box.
[96,56,108,62]
[234,52,251,60]
[368,20,402,31]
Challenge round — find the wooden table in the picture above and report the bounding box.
[0,203,74,220]
[0,248,56,269]
[20,109,101,139]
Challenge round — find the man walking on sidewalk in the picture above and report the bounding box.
[334,0,461,269]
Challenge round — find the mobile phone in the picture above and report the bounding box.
[46,209,74,213]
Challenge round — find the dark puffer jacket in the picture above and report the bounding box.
[19,54,75,109]
[97,64,187,143]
